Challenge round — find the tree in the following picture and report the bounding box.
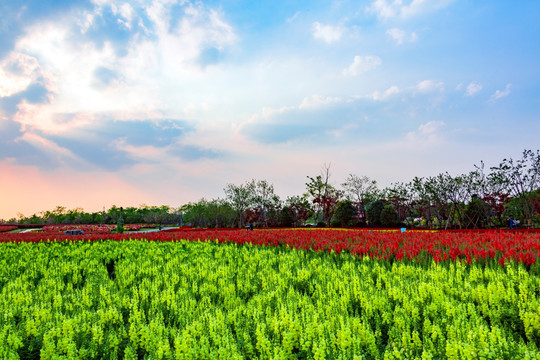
[284,195,313,227]
[365,200,385,227]
[383,182,410,224]
[305,164,342,226]
[489,149,540,227]
[206,198,235,228]
[463,196,490,229]
[251,180,281,227]
[423,173,474,229]
[332,199,357,227]
[224,181,255,228]
[181,200,211,227]
[341,174,379,224]
[380,204,399,227]
[407,177,437,227]
[180,198,235,228]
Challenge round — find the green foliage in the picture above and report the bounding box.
[181,199,235,228]
[15,205,180,226]
[332,200,357,227]
[380,204,399,227]
[463,197,491,228]
[366,200,385,226]
[0,241,539,358]
[278,206,295,227]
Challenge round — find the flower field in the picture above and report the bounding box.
[2,228,539,267]
[0,229,539,359]
[0,225,18,233]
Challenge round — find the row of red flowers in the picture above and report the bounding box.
[0,225,18,233]
[1,228,539,267]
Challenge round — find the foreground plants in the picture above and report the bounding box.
[0,240,539,359]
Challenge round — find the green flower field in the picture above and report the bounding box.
[1,229,539,359]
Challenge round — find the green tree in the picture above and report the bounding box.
[380,204,399,227]
[490,149,540,227]
[463,196,490,229]
[251,180,281,227]
[224,181,255,228]
[341,174,379,224]
[332,199,357,227]
[284,195,312,227]
[278,206,295,227]
[366,200,385,227]
[305,164,341,226]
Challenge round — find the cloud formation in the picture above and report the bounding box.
[343,55,382,76]
[465,82,482,96]
[312,22,344,43]
[490,84,512,101]
[368,0,455,19]
[386,28,418,44]
[0,1,538,219]
[416,80,445,93]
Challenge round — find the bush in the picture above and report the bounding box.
[366,200,385,226]
[463,198,490,229]
[278,206,294,227]
[380,204,399,227]
[332,200,357,227]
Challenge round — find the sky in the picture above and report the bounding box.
[1,0,539,220]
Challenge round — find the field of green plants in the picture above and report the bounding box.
[1,229,540,359]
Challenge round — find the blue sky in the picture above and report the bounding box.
[1,0,539,219]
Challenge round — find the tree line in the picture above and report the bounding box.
[5,149,540,229]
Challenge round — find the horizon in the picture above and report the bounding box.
[1,1,540,220]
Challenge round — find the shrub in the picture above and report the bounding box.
[380,204,399,227]
[463,198,491,229]
[332,200,357,227]
[366,200,385,226]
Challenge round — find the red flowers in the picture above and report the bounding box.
[0,225,18,233]
[1,228,539,267]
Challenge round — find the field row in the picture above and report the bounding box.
[1,229,540,267]
[1,240,539,359]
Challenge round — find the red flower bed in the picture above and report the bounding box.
[1,228,539,266]
[0,225,18,233]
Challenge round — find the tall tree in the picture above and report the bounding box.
[489,149,540,227]
[305,164,341,226]
[341,174,379,223]
[224,181,255,228]
[251,180,281,227]
[284,195,313,227]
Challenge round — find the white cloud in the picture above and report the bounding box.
[115,3,136,29]
[371,85,400,100]
[386,28,418,45]
[416,80,444,93]
[368,0,454,19]
[406,120,445,144]
[9,1,237,134]
[312,22,344,43]
[418,121,444,135]
[367,0,399,19]
[287,11,301,23]
[343,55,382,76]
[299,94,341,109]
[0,52,45,98]
[465,82,482,96]
[490,84,511,101]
